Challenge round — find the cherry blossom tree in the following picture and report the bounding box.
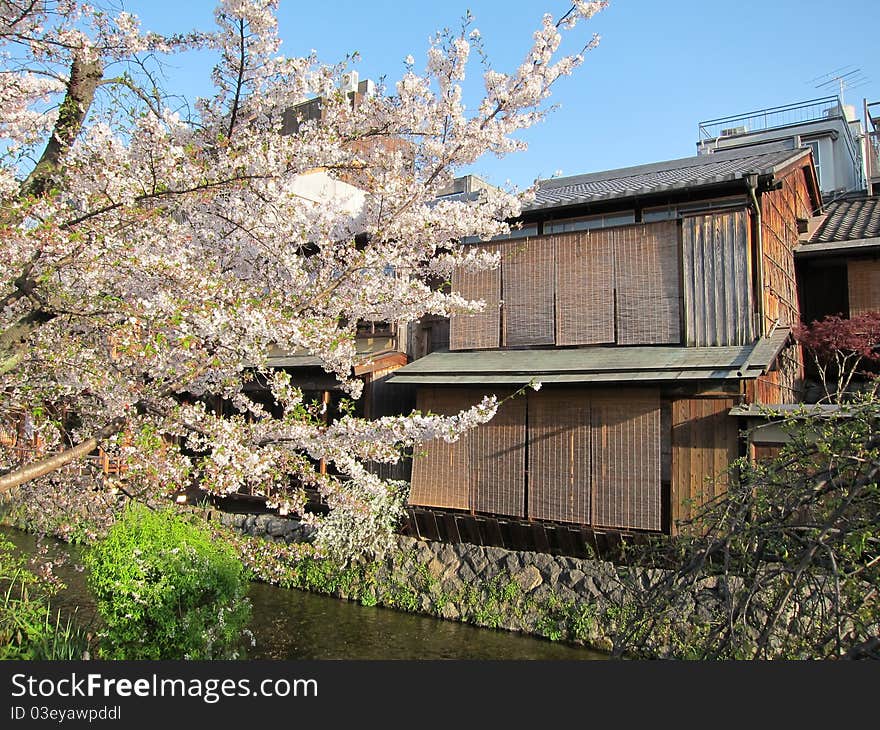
[0,0,606,556]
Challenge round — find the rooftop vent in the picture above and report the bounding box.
[720,125,748,137]
[340,71,359,94]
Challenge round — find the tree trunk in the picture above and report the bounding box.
[21,52,103,198]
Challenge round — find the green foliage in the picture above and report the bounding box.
[0,535,90,660]
[86,505,252,659]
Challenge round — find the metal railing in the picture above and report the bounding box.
[698,96,846,142]
[866,101,880,187]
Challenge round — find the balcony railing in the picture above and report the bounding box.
[698,96,847,142]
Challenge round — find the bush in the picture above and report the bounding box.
[0,535,91,660]
[86,505,252,659]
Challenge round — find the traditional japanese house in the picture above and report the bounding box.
[796,194,880,324]
[389,140,823,552]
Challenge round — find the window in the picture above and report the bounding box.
[489,223,538,241]
[805,139,822,188]
[642,196,747,222]
[545,211,635,233]
[642,207,677,222]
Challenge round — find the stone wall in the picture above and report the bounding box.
[214,509,638,652]
[212,509,862,658]
[382,535,626,651]
[216,511,315,543]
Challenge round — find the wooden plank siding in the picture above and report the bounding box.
[751,444,781,462]
[527,389,591,524]
[449,246,501,350]
[755,341,803,404]
[555,232,615,345]
[614,222,681,345]
[681,209,755,347]
[847,259,880,315]
[501,239,555,347]
[760,169,810,334]
[590,390,661,531]
[671,397,740,534]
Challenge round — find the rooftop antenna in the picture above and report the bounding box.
[811,66,870,109]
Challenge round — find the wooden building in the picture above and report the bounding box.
[390,141,823,549]
[796,195,880,323]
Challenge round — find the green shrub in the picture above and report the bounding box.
[0,535,90,660]
[86,505,252,659]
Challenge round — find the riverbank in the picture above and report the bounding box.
[0,525,606,659]
[0,496,620,655]
[207,510,631,652]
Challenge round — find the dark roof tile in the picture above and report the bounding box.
[526,142,808,212]
[809,196,880,243]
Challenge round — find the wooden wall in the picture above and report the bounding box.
[410,388,746,535]
[681,209,754,346]
[760,168,811,333]
[754,342,803,405]
[847,258,880,315]
[410,314,450,360]
[670,396,740,534]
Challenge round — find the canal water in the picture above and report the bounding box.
[2,526,606,660]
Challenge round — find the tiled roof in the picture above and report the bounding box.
[809,196,880,243]
[388,329,791,386]
[525,142,809,212]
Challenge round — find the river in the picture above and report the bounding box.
[1,526,606,660]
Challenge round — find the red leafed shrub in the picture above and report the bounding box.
[794,312,880,401]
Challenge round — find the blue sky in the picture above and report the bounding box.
[128,0,879,189]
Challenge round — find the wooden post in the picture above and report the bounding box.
[319,390,330,475]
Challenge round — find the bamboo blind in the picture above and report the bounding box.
[527,389,591,524]
[471,392,527,517]
[682,210,755,346]
[555,231,615,345]
[614,222,681,345]
[847,259,880,315]
[410,386,664,531]
[449,245,501,350]
[408,388,472,510]
[670,397,738,535]
[501,239,555,347]
[590,389,661,531]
